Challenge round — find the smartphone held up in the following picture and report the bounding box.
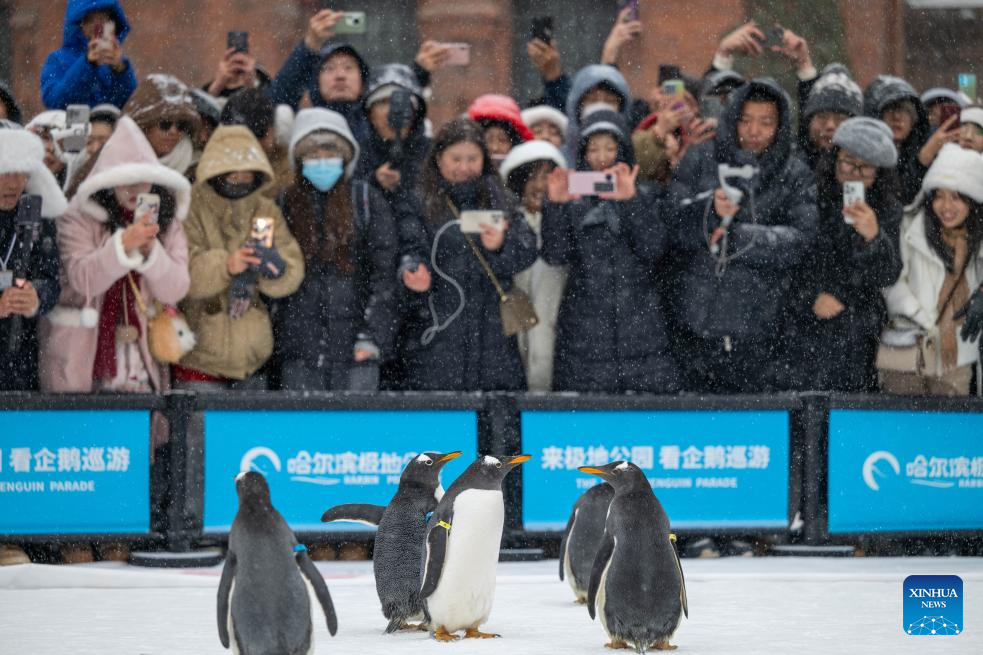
[568,171,616,196]
[842,181,865,225]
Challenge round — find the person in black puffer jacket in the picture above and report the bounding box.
[667,78,819,393]
[397,118,537,391]
[542,106,678,393]
[780,117,904,392]
[275,108,398,391]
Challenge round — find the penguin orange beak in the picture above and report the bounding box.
[439,451,462,463]
[578,466,607,477]
[509,454,532,465]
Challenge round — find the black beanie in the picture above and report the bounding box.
[221,88,274,140]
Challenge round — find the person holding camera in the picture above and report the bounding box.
[40,0,137,110]
[0,126,65,392]
[204,44,271,101]
[274,109,398,391]
[881,145,983,397]
[667,79,819,393]
[38,116,190,395]
[541,107,679,393]
[176,125,303,391]
[780,118,903,392]
[397,118,537,392]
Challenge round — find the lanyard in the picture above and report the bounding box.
[0,234,15,271]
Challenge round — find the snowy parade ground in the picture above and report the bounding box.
[1,556,980,654]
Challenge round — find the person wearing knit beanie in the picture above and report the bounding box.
[520,105,568,148]
[832,117,898,169]
[467,94,534,162]
[799,64,863,170]
[959,106,983,153]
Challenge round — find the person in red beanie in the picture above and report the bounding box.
[466,94,534,164]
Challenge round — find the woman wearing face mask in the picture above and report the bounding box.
[882,144,983,396]
[274,108,398,390]
[780,118,903,392]
[542,106,679,393]
[39,116,190,396]
[177,125,304,391]
[500,140,567,391]
[398,118,537,391]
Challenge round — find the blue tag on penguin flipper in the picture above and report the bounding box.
[294,544,307,554]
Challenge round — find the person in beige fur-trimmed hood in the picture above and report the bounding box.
[123,74,201,177]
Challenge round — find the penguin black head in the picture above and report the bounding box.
[462,454,532,487]
[402,451,462,487]
[235,471,273,511]
[578,461,650,493]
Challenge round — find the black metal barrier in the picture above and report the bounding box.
[1,391,981,552]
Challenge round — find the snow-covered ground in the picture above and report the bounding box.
[1,556,980,654]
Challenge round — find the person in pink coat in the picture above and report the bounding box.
[39,115,191,395]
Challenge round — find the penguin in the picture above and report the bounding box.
[320,450,462,633]
[559,482,615,603]
[420,454,531,642]
[579,461,688,653]
[217,472,338,655]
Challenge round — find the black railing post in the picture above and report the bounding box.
[479,393,523,537]
[162,390,200,552]
[799,393,830,546]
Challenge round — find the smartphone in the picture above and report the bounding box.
[135,193,160,225]
[251,217,275,248]
[618,0,639,21]
[227,31,249,54]
[333,11,367,35]
[699,95,725,122]
[958,73,977,104]
[938,102,962,128]
[568,171,615,196]
[758,25,785,48]
[662,80,686,109]
[842,181,865,224]
[443,43,471,67]
[459,210,505,234]
[63,104,91,153]
[531,16,554,44]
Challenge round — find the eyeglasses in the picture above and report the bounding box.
[157,120,193,134]
[837,156,877,178]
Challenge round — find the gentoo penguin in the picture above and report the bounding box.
[217,472,338,654]
[321,450,462,632]
[420,454,531,642]
[579,461,687,653]
[559,482,615,603]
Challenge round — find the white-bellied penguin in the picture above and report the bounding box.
[579,461,687,653]
[217,472,338,655]
[420,454,531,642]
[320,450,462,632]
[559,481,615,603]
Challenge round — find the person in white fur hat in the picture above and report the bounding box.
[500,139,567,390]
[0,124,67,392]
[521,105,568,148]
[882,143,983,396]
[959,106,983,154]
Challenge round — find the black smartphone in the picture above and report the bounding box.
[658,65,682,85]
[227,31,249,54]
[618,0,639,21]
[531,16,554,44]
[758,26,785,49]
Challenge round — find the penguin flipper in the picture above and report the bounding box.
[558,506,578,581]
[586,530,615,621]
[217,552,236,648]
[671,538,688,619]
[296,550,339,636]
[420,506,454,599]
[320,503,386,526]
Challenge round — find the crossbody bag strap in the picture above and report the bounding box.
[444,197,507,301]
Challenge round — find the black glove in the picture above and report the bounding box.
[228,269,257,320]
[252,244,286,279]
[955,286,983,342]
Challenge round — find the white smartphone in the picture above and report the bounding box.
[442,43,471,67]
[568,171,616,196]
[459,210,504,234]
[135,193,160,224]
[843,181,865,224]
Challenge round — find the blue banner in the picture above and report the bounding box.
[521,410,790,530]
[0,410,150,535]
[828,410,983,534]
[203,410,477,532]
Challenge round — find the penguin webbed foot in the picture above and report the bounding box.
[401,622,429,632]
[574,597,587,605]
[433,626,460,642]
[464,628,501,639]
[604,639,631,649]
[651,639,678,651]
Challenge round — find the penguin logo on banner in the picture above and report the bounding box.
[240,447,282,476]
[904,575,962,636]
[862,451,899,491]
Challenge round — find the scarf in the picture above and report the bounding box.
[93,209,144,381]
[937,225,969,370]
[159,137,194,175]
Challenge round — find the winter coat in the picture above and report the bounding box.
[782,186,903,391]
[399,180,538,391]
[884,208,983,369]
[542,191,678,393]
[274,180,398,366]
[180,126,304,380]
[513,209,567,392]
[667,78,819,342]
[864,76,931,206]
[40,0,137,110]
[38,117,191,393]
[354,124,430,213]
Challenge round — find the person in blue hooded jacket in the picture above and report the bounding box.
[561,65,631,165]
[40,0,137,110]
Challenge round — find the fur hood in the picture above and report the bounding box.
[0,128,68,218]
[74,116,192,222]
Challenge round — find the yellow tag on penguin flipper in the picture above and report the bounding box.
[669,533,677,543]
[437,520,451,531]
